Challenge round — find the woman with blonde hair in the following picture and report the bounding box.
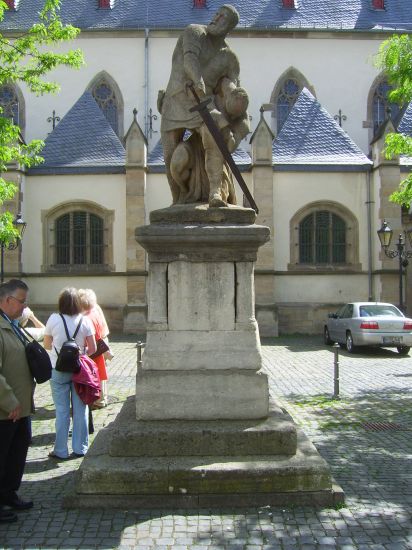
[44,288,96,459]
[78,289,110,408]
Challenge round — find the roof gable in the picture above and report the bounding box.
[272,88,372,168]
[29,92,125,175]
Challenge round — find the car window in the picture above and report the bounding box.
[336,305,347,318]
[340,305,352,319]
[359,304,403,317]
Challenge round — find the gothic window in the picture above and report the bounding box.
[299,211,346,264]
[43,203,114,273]
[276,78,301,134]
[193,0,207,7]
[282,0,295,8]
[98,0,111,7]
[91,82,119,135]
[372,0,384,8]
[0,85,19,125]
[289,202,359,271]
[4,0,15,9]
[55,212,104,266]
[372,80,400,135]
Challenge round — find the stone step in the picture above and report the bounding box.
[68,422,343,508]
[110,399,297,457]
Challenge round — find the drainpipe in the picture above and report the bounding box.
[144,28,149,138]
[366,168,374,301]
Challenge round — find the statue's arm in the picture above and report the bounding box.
[182,25,206,96]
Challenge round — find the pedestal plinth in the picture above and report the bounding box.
[68,204,343,509]
[135,204,270,420]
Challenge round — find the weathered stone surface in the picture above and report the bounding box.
[143,329,262,371]
[150,203,256,225]
[110,397,297,457]
[70,408,340,507]
[135,370,269,420]
[136,222,270,263]
[168,261,235,330]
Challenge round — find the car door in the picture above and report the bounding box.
[334,304,353,343]
[328,305,347,342]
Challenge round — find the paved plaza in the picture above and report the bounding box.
[1,335,412,549]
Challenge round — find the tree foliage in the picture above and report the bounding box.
[376,34,412,208]
[0,0,83,243]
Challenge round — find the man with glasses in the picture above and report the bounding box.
[0,279,34,523]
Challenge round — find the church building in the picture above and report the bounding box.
[1,0,412,335]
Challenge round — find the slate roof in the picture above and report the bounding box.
[398,102,412,137]
[148,139,251,173]
[29,92,125,175]
[272,88,372,170]
[2,0,412,32]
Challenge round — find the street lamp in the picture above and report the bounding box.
[0,213,27,283]
[377,219,412,312]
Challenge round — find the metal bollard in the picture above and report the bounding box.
[136,341,145,378]
[333,342,340,399]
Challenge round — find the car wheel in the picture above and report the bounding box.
[324,326,332,345]
[397,346,410,356]
[346,331,356,353]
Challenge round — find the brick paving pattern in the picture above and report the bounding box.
[1,334,412,549]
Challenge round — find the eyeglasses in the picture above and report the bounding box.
[8,295,28,305]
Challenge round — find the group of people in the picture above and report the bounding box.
[0,280,112,524]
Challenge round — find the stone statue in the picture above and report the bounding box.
[158,4,250,208]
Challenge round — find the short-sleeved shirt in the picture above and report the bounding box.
[45,313,94,368]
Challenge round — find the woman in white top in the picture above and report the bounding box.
[44,288,96,459]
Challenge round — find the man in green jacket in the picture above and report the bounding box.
[0,279,34,523]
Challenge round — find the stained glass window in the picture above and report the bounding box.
[299,211,346,264]
[98,0,111,7]
[55,212,104,266]
[283,0,295,8]
[276,78,300,134]
[92,82,118,134]
[372,0,384,8]
[372,80,400,135]
[0,85,19,125]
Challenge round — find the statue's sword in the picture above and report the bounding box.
[188,84,259,214]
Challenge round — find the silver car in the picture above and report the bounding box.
[324,302,412,355]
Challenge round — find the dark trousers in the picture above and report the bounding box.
[0,416,30,500]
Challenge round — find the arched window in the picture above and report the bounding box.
[55,211,104,266]
[43,202,115,273]
[289,202,360,271]
[0,84,19,125]
[91,81,119,135]
[299,211,346,264]
[371,79,400,136]
[271,68,313,136]
[276,78,301,134]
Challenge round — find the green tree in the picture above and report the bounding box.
[377,34,412,208]
[0,0,83,243]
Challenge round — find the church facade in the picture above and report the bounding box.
[1,0,412,335]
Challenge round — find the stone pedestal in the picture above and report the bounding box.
[135,204,269,420]
[69,204,343,508]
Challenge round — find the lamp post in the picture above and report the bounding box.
[377,219,412,312]
[0,213,27,283]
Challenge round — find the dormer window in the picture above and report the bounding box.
[98,0,111,8]
[372,0,384,9]
[282,0,295,8]
[193,0,207,7]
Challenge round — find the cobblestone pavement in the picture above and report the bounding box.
[1,335,412,549]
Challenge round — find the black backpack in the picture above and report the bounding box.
[55,314,82,374]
